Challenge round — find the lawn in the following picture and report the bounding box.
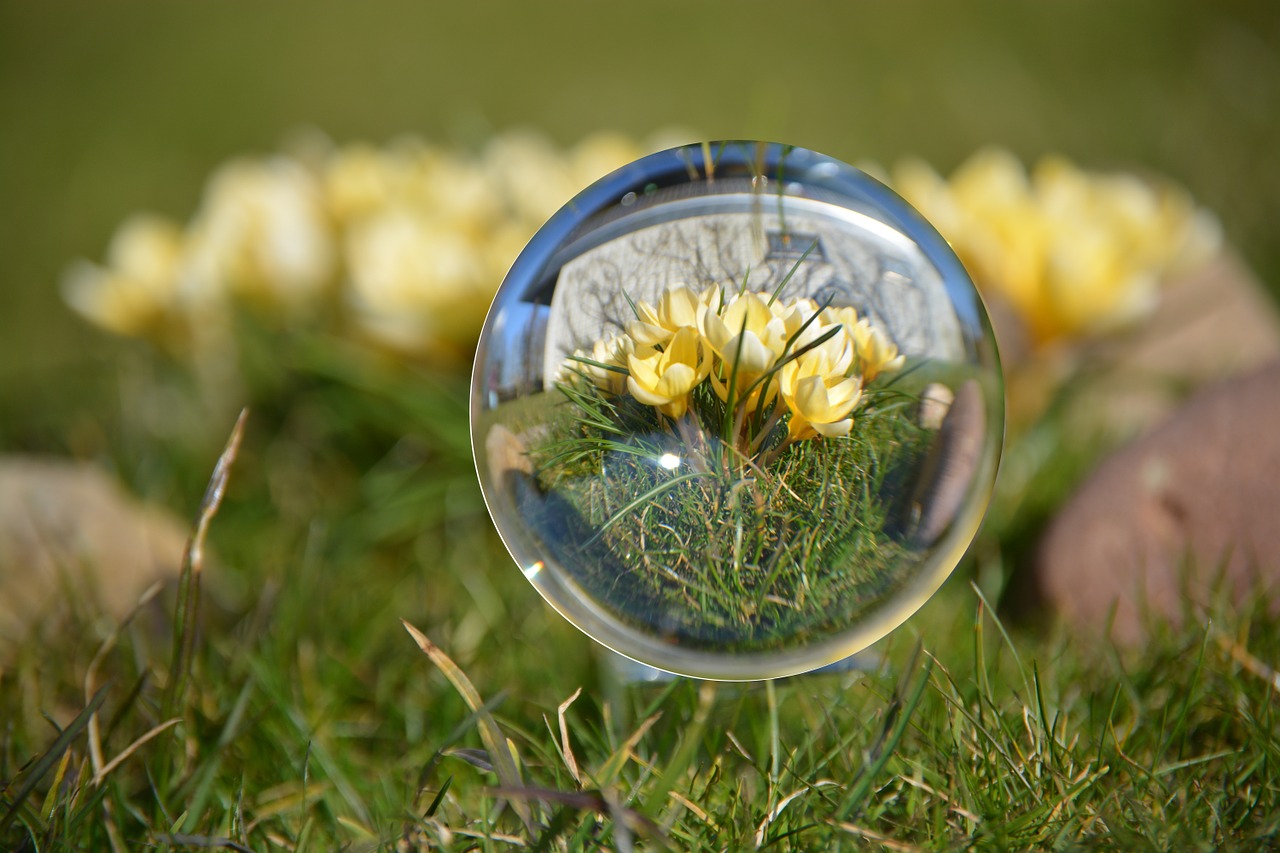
[4,397,1277,849]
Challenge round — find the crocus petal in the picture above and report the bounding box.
[659,285,701,329]
[811,418,854,438]
[723,331,777,375]
[627,319,671,347]
[655,362,698,398]
[628,375,674,407]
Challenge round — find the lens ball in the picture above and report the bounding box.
[472,142,1003,680]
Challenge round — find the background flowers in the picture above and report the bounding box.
[891,148,1221,351]
[61,131,685,370]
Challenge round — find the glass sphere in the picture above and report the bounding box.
[472,142,1002,680]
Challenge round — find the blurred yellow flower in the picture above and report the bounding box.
[626,326,711,419]
[185,157,335,311]
[61,214,187,339]
[483,131,580,228]
[568,132,646,192]
[846,318,905,383]
[344,207,488,355]
[564,334,633,396]
[321,142,403,226]
[65,129,684,362]
[892,147,1220,347]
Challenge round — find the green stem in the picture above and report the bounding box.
[748,400,788,458]
[731,396,752,459]
[675,415,710,474]
[760,434,796,469]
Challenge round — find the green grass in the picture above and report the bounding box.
[3,341,1278,851]
[526,383,929,653]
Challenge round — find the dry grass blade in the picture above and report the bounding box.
[667,791,715,829]
[37,750,73,823]
[596,712,662,788]
[838,642,932,821]
[897,774,980,822]
[92,718,182,786]
[646,680,715,820]
[401,620,535,834]
[163,408,248,720]
[755,780,839,848]
[153,832,255,852]
[828,819,923,852]
[85,579,164,779]
[1215,631,1280,692]
[439,827,527,846]
[556,687,583,786]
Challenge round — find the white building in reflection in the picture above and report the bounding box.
[542,197,966,390]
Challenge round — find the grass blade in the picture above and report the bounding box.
[402,620,536,835]
[838,644,932,822]
[584,471,705,546]
[766,238,819,306]
[163,409,248,722]
[1,683,110,836]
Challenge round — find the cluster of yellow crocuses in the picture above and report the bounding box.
[63,129,685,360]
[564,284,905,447]
[890,148,1220,348]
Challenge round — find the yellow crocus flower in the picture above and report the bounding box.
[777,297,827,350]
[819,305,859,333]
[847,318,905,383]
[187,157,335,311]
[627,284,704,347]
[61,214,187,339]
[699,291,788,409]
[344,207,487,352]
[626,326,711,419]
[570,334,633,396]
[893,147,1220,348]
[779,344,864,440]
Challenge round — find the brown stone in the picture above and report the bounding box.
[1032,363,1280,645]
[1064,251,1280,441]
[995,251,1280,440]
[917,383,955,432]
[0,456,189,645]
[1095,252,1280,388]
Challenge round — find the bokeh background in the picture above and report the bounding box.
[5,1,1280,414]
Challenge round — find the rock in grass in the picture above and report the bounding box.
[1061,251,1280,440]
[910,380,986,547]
[1033,364,1280,645]
[0,456,189,644]
[917,383,955,432]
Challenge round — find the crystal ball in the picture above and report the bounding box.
[472,142,1003,680]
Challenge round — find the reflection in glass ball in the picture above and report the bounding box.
[472,142,1003,680]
